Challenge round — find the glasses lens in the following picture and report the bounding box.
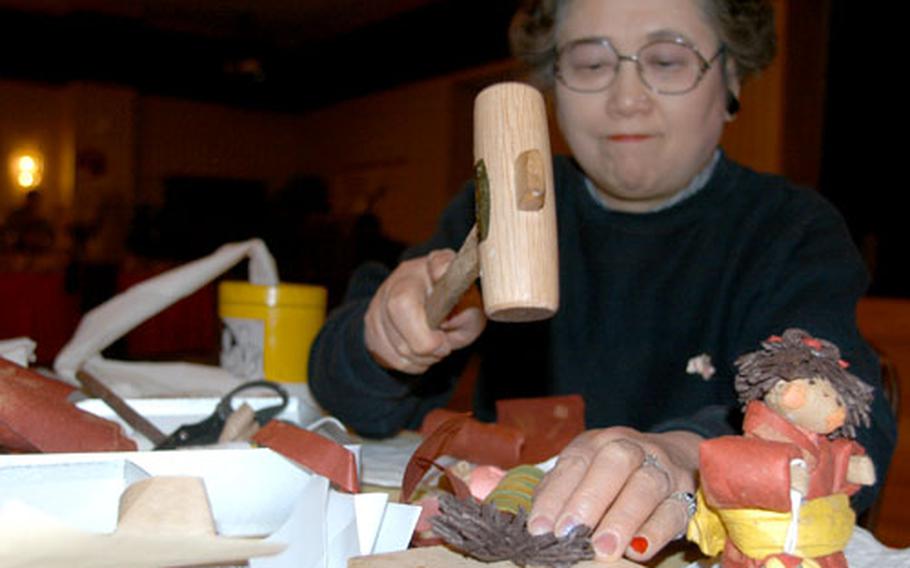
[558,40,618,92]
[638,41,703,94]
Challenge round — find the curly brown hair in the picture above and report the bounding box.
[509,0,777,90]
[734,328,874,439]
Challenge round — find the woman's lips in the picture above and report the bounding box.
[607,134,652,142]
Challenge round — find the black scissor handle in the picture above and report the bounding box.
[155,380,289,450]
[216,380,290,425]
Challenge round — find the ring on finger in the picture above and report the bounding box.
[667,491,697,539]
[638,453,672,496]
[640,453,669,477]
[667,491,697,519]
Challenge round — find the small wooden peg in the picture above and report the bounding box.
[515,149,546,211]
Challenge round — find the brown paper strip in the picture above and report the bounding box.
[252,420,359,493]
[0,359,136,452]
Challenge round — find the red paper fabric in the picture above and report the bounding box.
[496,394,585,463]
[742,400,863,499]
[252,420,359,493]
[419,408,524,470]
[403,396,587,504]
[401,412,471,502]
[699,434,802,511]
[701,402,865,512]
[698,400,864,568]
[0,359,137,452]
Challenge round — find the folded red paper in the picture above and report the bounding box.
[496,394,585,464]
[251,420,359,493]
[419,409,525,470]
[0,358,137,452]
[403,395,586,506]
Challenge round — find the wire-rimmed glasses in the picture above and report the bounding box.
[555,37,725,95]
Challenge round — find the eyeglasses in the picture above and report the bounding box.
[555,37,725,95]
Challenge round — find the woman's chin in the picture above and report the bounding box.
[600,179,668,208]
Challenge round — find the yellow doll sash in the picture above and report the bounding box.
[687,489,854,562]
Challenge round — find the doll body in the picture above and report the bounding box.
[697,400,865,567]
[688,330,876,568]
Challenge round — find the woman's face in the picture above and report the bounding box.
[555,0,737,212]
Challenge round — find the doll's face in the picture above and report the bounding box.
[764,378,847,435]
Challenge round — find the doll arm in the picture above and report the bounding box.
[700,435,803,511]
[846,455,876,486]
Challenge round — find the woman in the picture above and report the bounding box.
[309,0,896,562]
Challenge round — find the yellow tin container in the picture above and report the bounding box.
[218,281,327,383]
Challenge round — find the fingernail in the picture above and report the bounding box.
[554,515,580,538]
[630,535,649,555]
[527,515,553,536]
[593,531,620,557]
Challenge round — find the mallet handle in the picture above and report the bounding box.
[425,225,479,329]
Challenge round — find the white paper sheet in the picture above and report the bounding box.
[0,336,36,367]
[371,502,423,555]
[250,474,329,568]
[0,499,285,568]
[0,448,422,568]
[52,239,278,397]
[353,493,389,555]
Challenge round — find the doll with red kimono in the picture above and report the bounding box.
[689,328,876,568]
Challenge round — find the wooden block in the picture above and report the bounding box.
[348,545,645,567]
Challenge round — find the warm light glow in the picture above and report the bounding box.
[18,171,35,188]
[10,151,43,190]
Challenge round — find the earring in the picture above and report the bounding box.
[726,91,740,116]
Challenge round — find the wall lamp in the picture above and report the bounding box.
[10,150,44,191]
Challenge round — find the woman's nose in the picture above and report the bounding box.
[606,62,652,116]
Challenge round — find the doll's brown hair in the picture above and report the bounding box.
[734,328,874,439]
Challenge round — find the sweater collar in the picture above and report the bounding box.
[583,149,722,213]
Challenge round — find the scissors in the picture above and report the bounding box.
[154,380,289,449]
[76,371,290,449]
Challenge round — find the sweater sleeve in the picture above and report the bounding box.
[307,185,477,438]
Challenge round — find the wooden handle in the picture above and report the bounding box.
[425,225,480,329]
[474,82,558,322]
[77,369,167,446]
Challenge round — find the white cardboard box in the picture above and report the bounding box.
[0,448,420,568]
[75,396,302,450]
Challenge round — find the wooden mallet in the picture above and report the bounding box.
[425,82,559,327]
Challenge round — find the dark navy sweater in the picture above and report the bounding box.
[309,153,896,511]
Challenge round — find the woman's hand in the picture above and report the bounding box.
[528,427,703,562]
[364,250,486,374]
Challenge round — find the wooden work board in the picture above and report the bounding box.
[348,545,647,567]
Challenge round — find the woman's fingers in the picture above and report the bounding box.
[364,249,486,373]
[365,299,438,373]
[427,249,456,280]
[383,274,448,355]
[440,285,486,348]
[625,492,695,561]
[590,455,672,560]
[364,256,444,372]
[529,428,703,562]
[529,435,643,537]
